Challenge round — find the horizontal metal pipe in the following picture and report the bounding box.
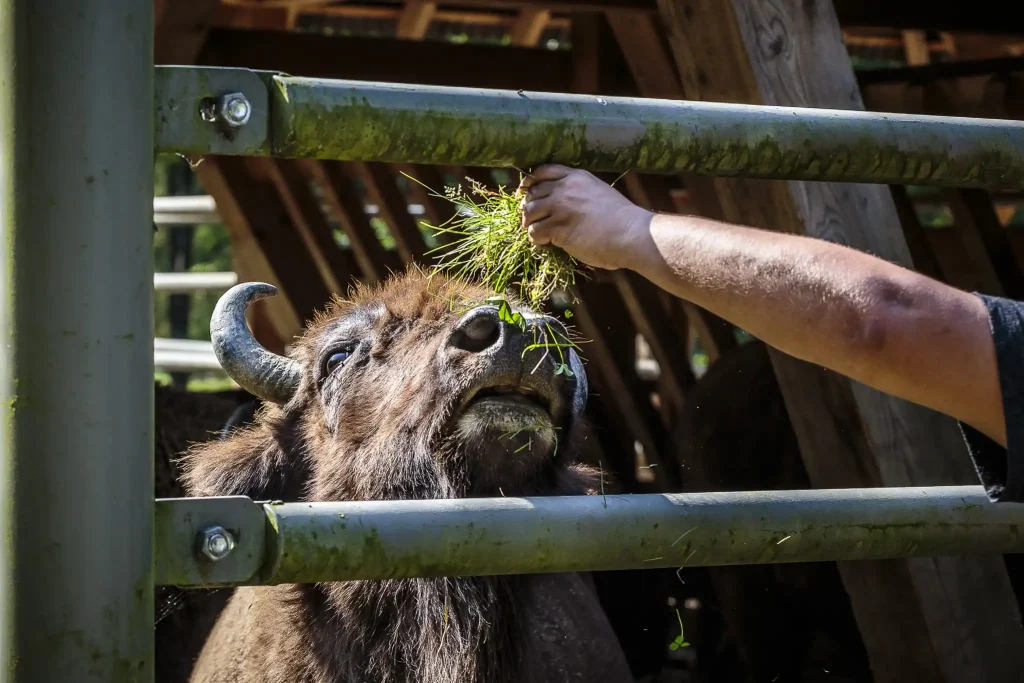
[154,271,238,292]
[255,486,1024,585]
[154,194,220,226]
[267,77,1024,189]
[151,194,425,225]
[154,344,223,372]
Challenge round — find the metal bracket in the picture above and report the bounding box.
[154,66,273,158]
[154,496,267,587]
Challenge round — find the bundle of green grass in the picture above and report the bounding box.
[417,174,585,374]
[424,176,580,309]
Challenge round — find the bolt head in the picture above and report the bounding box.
[200,526,235,561]
[218,93,251,127]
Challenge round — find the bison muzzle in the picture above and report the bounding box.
[183,269,633,683]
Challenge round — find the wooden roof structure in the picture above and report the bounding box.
[155,2,1024,681]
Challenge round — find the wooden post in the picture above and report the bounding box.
[656,1,1024,681]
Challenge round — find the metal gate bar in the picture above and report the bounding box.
[155,486,1024,588]
[155,67,1024,189]
[0,1,155,681]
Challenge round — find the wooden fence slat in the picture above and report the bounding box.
[657,1,1024,681]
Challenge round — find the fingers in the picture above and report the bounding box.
[524,180,555,201]
[527,218,557,246]
[522,197,555,227]
[519,163,572,190]
[531,164,572,182]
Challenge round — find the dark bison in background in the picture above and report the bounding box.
[177,268,633,683]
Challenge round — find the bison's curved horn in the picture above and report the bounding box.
[569,347,588,416]
[210,282,301,404]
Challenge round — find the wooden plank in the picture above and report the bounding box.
[394,163,460,245]
[349,162,427,264]
[888,186,945,282]
[570,286,676,491]
[290,0,1021,35]
[657,2,1024,682]
[300,160,400,282]
[571,13,602,93]
[155,0,222,64]
[901,29,932,65]
[396,1,437,39]
[198,29,586,93]
[945,188,1024,298]
[510,8,551,46]
[264,159,362,294]
[211,4,292,30]
[194,158,330,333]
[612,273,695,409]
[605,22,738,366]
[896,41,1022,299]
[604,12,683,100]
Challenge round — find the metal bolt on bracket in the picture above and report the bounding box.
[199,525,236,562]
[217,92,251,128]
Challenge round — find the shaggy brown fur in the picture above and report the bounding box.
[183,269,632,683]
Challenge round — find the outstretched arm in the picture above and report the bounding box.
[521,165,1005,447]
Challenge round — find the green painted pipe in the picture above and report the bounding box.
[1,1,155,680]
[249,486,1024,585]
[266,76,1024,189]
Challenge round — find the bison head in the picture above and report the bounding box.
[184,268,595,503]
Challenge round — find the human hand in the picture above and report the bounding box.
[520,165,653,271]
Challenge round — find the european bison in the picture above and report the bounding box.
[182,269,633,683]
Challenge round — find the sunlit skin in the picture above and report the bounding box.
[520,164,1006,447]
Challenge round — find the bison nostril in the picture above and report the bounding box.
[451,308,502,353]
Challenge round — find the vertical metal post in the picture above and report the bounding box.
[0,2,154,682]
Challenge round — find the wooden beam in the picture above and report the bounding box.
[155,0,222,64]
[612,273,695,408]
[194,158,331,334]
[604,16,738,366]
[897,37,1024,300]
[394,163,460,245]
[396,1,436,39]
[510,8,551,46]
[901,29,932,66]
[888,186,945,282]
[263,159,362,293]
[570,287,676,491]
[282,3,573,30]
[211,3,292,30]
[300,160,400,282]
[604,12,682,99]
[270,0,1023,35]
[945,188,1024,298]
[198,29,580,92]
[349,163,427,264]
[657,2,1024,681]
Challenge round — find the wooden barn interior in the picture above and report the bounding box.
[152,2,1024,681]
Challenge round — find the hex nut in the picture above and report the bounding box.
[217,92,251,128]
[199,525,236,562]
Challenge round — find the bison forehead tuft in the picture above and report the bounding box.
[302,267,513,344]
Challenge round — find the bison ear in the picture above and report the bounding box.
[180,419,309,501]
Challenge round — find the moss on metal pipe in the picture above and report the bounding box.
[269,76,1024,189]
[255,486,1024,585]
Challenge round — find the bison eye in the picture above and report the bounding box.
[322,345,355,376]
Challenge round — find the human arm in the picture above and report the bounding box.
[520,164,1006,449]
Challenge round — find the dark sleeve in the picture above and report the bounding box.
[960,293,1024,503]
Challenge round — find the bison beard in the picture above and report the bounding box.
[181,269,631,683]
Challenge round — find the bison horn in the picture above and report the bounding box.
[569,347,588,416]
[210,282,301,404]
